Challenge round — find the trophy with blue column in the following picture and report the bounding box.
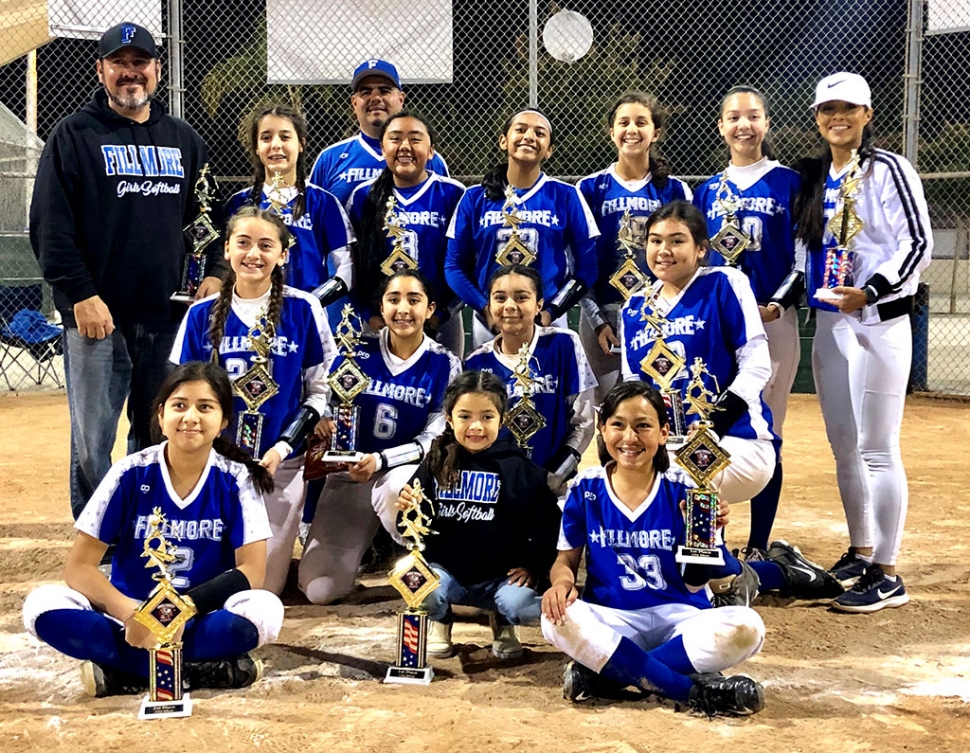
[132,508,197,719]
[386,479,441,685]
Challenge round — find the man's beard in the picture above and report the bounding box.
[106,82,155,111]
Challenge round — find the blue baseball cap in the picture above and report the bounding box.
[351,59,401,91]
[99,22,158,58]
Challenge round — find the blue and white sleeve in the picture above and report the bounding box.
[445,193,488,312]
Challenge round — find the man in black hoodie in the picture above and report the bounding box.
[30,22,224,520]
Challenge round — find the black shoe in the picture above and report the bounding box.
[562,661,630,702]
[709,560,760,608]
[183,653,263,691]
[688,672,765,717]
[80,660,148,698]
[767,539,844,599]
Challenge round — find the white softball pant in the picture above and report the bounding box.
[812,310,910,565]
[541,599,764,674]
[762,305,801,444]
[298,464,417,605]
[262,456,308,596]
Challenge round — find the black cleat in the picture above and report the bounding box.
[767,539,844,599]
[829,550,870,588]
[184,653,263,691]
[688,672,765,717]
[709,560,760,608]
[80,660,148,698]
[562,661,633,702]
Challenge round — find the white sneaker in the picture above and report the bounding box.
[426,620,454,658]
[489,613,523,659]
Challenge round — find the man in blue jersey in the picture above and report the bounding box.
[309,59,449,204]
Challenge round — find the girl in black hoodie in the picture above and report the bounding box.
[395,370,561,660]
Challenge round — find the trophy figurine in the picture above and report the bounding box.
[132,508,197,719]
[232,310,280,455]
[638,287,688,446]
[609,209,649,300]
[673,358,731,566]
[495,184,536,267]
[505,343,547,458]
[266,171,297,249]
[816,149,863,302]
[380,195,418,276]
[322,304,370,465]
[386,479,441,685]
[709,173,750,266]
[173,163,218,302]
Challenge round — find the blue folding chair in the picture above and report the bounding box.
[0,283,64,390]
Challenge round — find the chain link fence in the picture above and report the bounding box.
[0,1,967,393]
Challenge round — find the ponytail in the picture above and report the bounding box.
[425,425,463,489]
[482,161,510,202]
[794,122,875,246]
[356,167,397,292]
[213,436,275,494]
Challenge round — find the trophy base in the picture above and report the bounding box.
[170,293,196,304]
[814,287,844,303]
[320,450,366,465]
[675,545,725,566]
[384,665,434,685]
[138,692,193,719]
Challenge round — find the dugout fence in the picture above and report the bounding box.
[0,0,967,394]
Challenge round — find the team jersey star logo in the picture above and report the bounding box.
[694,319,706,330]
[551,215,560,225]
[287,341,299,353]
[589,526,606,546]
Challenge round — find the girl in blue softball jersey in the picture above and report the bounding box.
[578,92,692,404]
[693,87,802,555]
[172,208,337,596]
[226,105,355,317]
[22,361,284,698]
[445,109,599,348]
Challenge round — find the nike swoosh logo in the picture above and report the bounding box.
[877,584,902,600]
[791,565,818,581]
[827,80,846,88]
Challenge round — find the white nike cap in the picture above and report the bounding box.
[811,72,871,109]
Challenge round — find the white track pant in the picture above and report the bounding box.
[812,310,910,565]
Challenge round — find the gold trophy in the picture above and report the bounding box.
[709,173,750,266]
[132,508,197,719]
[638,286,688,446]
[386,479,441,684]
[380,195,418,276]
[266,171,297,248]
[173,163,218,302]
[609,209,649,300]
[321,304,370,465]
[816,149,863,302]
[232,310,280,455]
[673,358,731,567]
[495,184,536,267]
[505,343,547,458]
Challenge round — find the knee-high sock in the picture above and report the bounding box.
[599,635,695,703]
[33,610,148,676]
[749,561,788,591]
[182,610,260,662]
[748,462,783,551]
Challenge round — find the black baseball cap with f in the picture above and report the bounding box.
[98,22,158,59]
